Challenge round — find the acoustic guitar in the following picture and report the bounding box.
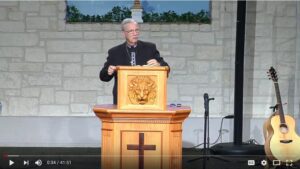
[264,67,300,162]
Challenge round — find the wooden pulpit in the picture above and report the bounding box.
[94,66,191,169]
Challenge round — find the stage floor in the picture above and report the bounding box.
[0,147,298,169]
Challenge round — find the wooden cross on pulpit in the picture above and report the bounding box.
[127,133,156,169]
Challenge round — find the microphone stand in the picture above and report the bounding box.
[189,93,229,169]
[203,93,214,169]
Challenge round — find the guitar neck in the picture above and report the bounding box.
[274,82,286,124]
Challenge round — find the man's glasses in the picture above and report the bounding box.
[124,29,140,34]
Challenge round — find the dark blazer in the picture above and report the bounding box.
[99,40,169,104]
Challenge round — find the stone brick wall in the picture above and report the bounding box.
[244,1,300,118]
[0,1,299,118]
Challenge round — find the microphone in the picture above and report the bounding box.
[204,93,215,101]
[204,93,215,112]
[204,93,208,113]
[204,93,209,102]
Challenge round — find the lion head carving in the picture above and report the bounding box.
[128,76,157,105]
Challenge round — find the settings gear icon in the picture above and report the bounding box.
[261,160,268,166]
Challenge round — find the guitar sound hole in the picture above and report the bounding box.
[280,124,288,134]
[280,140,293,144]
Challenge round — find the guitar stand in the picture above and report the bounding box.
[269,104,278,113]
[188,93,229,169]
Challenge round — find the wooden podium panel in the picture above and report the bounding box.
[121,131,162,169]
[117,66,169,110]
[93,104,191,169]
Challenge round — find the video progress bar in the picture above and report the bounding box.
[6,155,101,158]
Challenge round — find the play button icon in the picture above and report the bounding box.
[9,160,14,166]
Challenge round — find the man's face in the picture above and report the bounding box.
[123,22,139,45]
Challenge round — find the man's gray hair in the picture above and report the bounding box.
[121,18,138,31]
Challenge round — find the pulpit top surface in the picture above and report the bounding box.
[93,104,191,124]
[116,66,169,71]
[93,104,191,114]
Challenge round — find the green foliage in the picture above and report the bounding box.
[66,5,83,22]
[66,5,211,24]
[66,5,131,23]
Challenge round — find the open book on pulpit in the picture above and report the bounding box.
[116,66,169,110]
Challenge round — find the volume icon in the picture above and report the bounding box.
[35,159,42,166]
